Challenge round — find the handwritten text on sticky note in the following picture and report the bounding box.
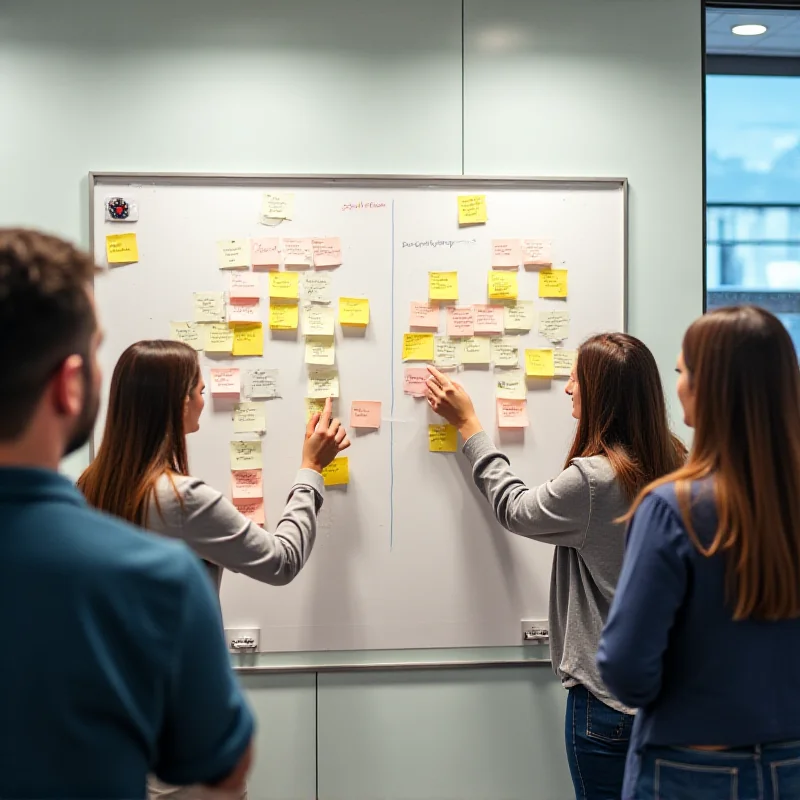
[210,368,241,396]
[410,302,440,330]
[458,195,487,226]
[232,323,264,355]
[402,333,434,361]
[231,469,263,499]
[492,239,522,269]
[247,369,280,399]
[233,402,266,434]
[170,322,202,350]
[488,270,518,301]
[491,336,520,367]
[497,399,529,428]
[312,237,342,268]
[217,240,250,270]
[251,237,281,270]
[553,349,577,377]
[339,297,370,327]
[308,368,339,399]
[403,367,428,397]
[504,301,534,331]
[230,440,263,469]
[434,336,462,369]
[282,238,314,267]
[350,401,381,429]
[496,370,526,399]
[538,269,568,298]
[539,311,570,342]
[429,271,458,301]
[305,337,335,366]
[204,323,234,352]
[461,337,491,365]
[193,292,225,323]
[525,349,555,377]
[269,303,299,331]
[522,238,552,267]
[429,424,458,452]
[269,272,300,300]
[106,233,139,264]
[230,272,260,300]
[322,457,349,486]
[473,305,504,336]
[447,306,474,337]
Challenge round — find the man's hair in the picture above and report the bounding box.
[0,229,97,441]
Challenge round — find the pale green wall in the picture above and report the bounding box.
[1,0,702,796]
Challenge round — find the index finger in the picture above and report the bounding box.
[315,396,333,432]
[426,365,447,387]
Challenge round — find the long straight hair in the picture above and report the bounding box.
[565,333,686,501]
[78,340,200,526]
[630,306,800,621]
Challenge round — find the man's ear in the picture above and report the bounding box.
[51,355,85,419]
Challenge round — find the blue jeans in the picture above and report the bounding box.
[566,684,634,800]
[629,742,800,800]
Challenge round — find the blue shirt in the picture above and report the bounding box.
[0,468,254,799]
[598,480,800,751]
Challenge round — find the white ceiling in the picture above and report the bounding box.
[707,7,800,55]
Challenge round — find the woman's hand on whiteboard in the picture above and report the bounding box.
[302,397,351,473]
[425,366,483,440]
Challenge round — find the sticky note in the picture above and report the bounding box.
[210,368,241,397]
[233,497,266,525]
[233,402,266,434]
[497,399,529,428]
[488,271,518,301]
[217,240,250,270]
[338,297,370,327]
[106,233,138,264]
[308,368,339,399]
[232,323,264,356]
[269,272,300,301]
[170,322,202,351]
[322,457,349,487]
[403,367,429,398]
[461,337,491,365]
[457,194,487,226]
[303,305,335,336]
[230,440,263,469]
[491,336,520,368]
[525,349,555,378]
[492,239,522,269]
[282,238,314,268]
[247,368,280,399]
[539,311,570,343]
[446,307,474,337]
[429,272,458,301]
[269,304,299,331]
[251,237,281,270]
[522,238,552,267]
[409,302,440,330]
[261,192,294,223]
[496,371,526,400]
[305,337,335,366]
[305,397,332,422]
[429,424,458,452]
[350,401,381,429]
[403,333,435,361]
[230,272,260,300]
[434,336,462,369]
[303,273,332,304]
[312,237,343,268]
[228,301,261,324]
[193,292,225,323]
[504,301,535,332]
[554,349,577,377]
[539,269,568,299]
[204,323,234,352]
[473,305,504,336]
[231,469,263,499]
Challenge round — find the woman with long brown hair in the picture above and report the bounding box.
[598,306,800,800]
[425,333,685,800]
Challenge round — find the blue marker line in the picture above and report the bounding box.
[389,199,396,551]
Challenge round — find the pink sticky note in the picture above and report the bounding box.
[447,306,474,337]
[492,239,522,269]
[473,305,504,335]
[283,238,314,268]
[251,238,281,270]
[312,237,343,268]
[522,238,553,267]
[229,272,260,300]
[228,300,260,323]
[210,368,241,397]
[233,497,266,525]
[231,469,263,499]
[350,401,381,429]
[410,302,440,330]
[497,399,529,428]
[403,367,429,398]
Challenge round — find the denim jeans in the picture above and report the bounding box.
[566,684,635,800]
[628,742,800,800]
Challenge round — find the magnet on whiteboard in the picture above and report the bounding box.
[105,196,139,222]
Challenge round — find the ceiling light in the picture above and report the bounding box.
[732,23,767,36]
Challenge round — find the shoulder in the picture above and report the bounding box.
[568,455,624,500]
[152,474,223,517]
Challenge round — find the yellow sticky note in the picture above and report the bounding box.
[402,333,435,362]
[106,233,138,264]
[339,297,370,327]
[457,195,487,226]
[269,303,299,331]
[488,271,518,301]
[525,348,555,378]
[269,272,300,301]
[429,272,458,301]
[305,397,337,422]
[429,424,458,453]
[232,323,264,356]
[538,269,568,298]
[322,457,349,486]
[203,323,234,352]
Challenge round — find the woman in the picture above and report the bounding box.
[598,307,800,800]
[79,339,349,800]
[426,333,685,800]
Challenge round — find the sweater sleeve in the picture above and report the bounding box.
[153,469,323,586]
[462,431,591,548]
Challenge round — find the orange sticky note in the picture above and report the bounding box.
[473,305,504,336]
[447,306,474,337]
[350,401,381,429]
[233,497,265,525]
[497,399,529,428]
[492,239,522,269]
[312,237,342,268]
[410,302,440,330]
[210,368,241,397]
[231,469,263,499]
[251,238,281,270]
[403,367,428,397]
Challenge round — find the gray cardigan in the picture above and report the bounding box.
[463,431,633,713]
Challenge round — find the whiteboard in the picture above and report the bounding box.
[90,174,626,653]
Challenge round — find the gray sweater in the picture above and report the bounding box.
[464,431,633,714]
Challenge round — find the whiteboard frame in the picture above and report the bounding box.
[88,172,628,671]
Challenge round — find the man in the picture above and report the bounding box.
[0,229,253,798]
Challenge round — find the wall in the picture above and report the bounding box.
[0,0,702,797]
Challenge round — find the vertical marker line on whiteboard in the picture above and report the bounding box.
[390,199,396,551]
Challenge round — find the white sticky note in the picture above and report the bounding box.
[260,192,294,224]
[233,402,266,434]
[302,305,335,337]
[554,349,577,377]
[170,322,202,350]
[434,336,462,369]
[305,337,335,366]
[217,240,250,270]
[193,292,225,323]
[307,368,340,399]
[247,368,280,399]
[461,337,491,365]
[227,302,261,324]
[496,370,527,400]
[503,301,535,332]
[491,336,520,368]
[538,311,570,343]
[303,272,332,304]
